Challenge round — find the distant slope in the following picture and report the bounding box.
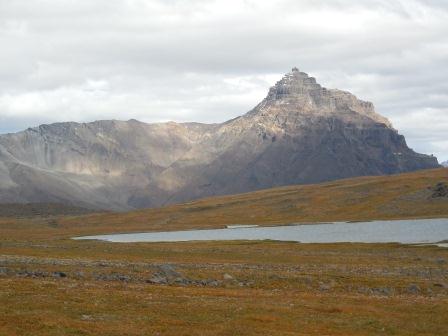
[60,168,448,236]
[0,203,100,219]
[442,161,448,167]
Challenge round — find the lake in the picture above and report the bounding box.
[73,218,448,244]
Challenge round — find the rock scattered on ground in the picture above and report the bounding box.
[430,182,448,198]
[407,284,421,294]
[147,264,191,285]
[223,273,234,280]
[1,254,447,295]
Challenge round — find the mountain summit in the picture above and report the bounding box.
[0,68,440,210]
[259,68,391,125]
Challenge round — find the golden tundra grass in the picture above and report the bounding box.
[0,168,447,335]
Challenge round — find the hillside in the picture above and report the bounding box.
[42,168,448,237]
[0,68,439,210]
[0,203,100,219]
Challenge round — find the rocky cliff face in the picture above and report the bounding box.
[0,68,440,210]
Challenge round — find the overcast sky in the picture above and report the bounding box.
[0,0,447,161]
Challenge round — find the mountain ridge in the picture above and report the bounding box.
[0,68,440,210]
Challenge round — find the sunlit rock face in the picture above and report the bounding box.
[0,68,439,210]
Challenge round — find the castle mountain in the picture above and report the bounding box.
[0,68,439,210]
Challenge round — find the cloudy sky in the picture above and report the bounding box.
[0,0,447,161]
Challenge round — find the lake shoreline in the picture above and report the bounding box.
[73,218,448,245]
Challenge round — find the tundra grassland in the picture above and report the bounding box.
[1,169,447,335]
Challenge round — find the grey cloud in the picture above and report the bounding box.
[0,0,447,161]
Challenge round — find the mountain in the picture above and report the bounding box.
[0,68,440,210]
[442,161,448,167]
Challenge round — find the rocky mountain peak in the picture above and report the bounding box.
[265,67,321,102]
[250,68,392,128]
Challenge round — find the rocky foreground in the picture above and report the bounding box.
[1,239,447,335]
[1,250,447,294]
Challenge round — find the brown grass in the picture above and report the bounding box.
[0,169,447,335]
[1,241,447,336]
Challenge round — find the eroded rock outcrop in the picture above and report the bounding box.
[431,182,448,198]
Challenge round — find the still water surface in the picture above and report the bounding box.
[73,218,448,244]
